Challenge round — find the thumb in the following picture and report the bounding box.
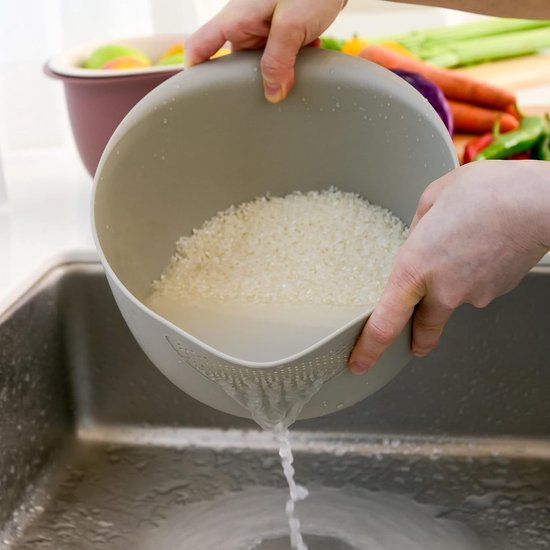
[349,266,425,374]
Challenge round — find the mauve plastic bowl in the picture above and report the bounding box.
[45,36,183,176]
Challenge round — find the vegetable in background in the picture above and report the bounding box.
[320,37,344,51]
[322,18,550,69]
[324,35,416,57]
[376,18,549,54]
[391,69,453,134]
[463,115,550,162]
[373,18,550,67]
[535,128,550,161]
[534,115,550,161]
[423,27,550,68]
[341,36,370,55]
[474,116,546,160]
[360,45,516,112]
[507,151,532,160]
[463,133,494,163]
[448,100,519,134]
[504,103,522,121]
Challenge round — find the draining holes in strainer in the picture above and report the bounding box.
[251,533,355,549]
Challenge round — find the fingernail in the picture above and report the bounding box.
[183,56,194,70]
[264,82,284,103]
[350,361,370,375]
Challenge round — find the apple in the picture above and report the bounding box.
[101,56,151,70]
[155,52,185,66]
[85,44,151,69]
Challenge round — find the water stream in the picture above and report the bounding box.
[275,427,309,550]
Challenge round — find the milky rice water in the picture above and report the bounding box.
[149,187,408,550]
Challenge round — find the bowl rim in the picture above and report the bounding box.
[47,34,186,78]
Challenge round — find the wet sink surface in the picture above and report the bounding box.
[1,264,550,549]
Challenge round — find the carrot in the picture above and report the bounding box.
[448,100,520,134]
[360,45,516,111]
[504,103,522,121]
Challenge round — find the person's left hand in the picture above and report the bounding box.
[348,160,550,374]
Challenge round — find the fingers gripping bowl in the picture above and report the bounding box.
[92,49,458,422]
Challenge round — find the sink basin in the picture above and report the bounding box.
[1,263,549,548]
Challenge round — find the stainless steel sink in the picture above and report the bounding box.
[1,263,549,549]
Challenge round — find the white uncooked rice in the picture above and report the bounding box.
[152,188,408,308]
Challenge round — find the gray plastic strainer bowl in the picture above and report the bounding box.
[92,48,458,422]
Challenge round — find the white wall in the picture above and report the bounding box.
[0,0,157,155]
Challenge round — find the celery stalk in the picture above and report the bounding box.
[375,18,550,55]
[422,27,550,67]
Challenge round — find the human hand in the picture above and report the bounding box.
[349,160,550,374]
[184,0,346,103]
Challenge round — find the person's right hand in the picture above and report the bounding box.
[349,160,550,374]
[184,0,347,103]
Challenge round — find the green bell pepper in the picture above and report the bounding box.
[474,116,546,161]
